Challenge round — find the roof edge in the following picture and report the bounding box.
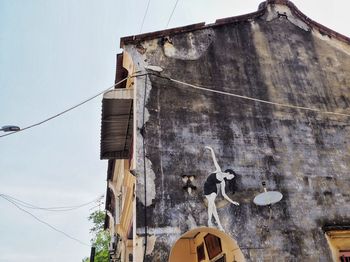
[120,0,350,47]
[120,22,205,47]
[283,1,350,44]
[120,6,267,47]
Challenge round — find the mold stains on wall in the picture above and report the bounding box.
[161,29,215,60]
[126,3,350,261]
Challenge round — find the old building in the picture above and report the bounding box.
[100,0,350,261]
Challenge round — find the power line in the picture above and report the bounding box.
[142,76,148,261]
[139,0,151,34]
[0,194,89,246]
[0,193,103,212]
[166,0,180,28]
[4,70,347,141]
[0,77,129,138]
[146,73,350,118]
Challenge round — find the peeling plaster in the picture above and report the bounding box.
[163,29,215,60]
[146,235,157,255]
[136,156,156,207]
[312,31,350,56]
[265,4,310,32]
[144,65,163,72]
[137,227,182,235]
[123,45,157,208]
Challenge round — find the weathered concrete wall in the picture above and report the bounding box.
[126,4,350,261]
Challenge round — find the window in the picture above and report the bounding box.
[339,251,350,262]
[196,243,205,262]
[204,233,222,260]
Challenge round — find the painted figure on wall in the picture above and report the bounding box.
[204,146,239,231]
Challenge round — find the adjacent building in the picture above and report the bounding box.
[100,0,350,261]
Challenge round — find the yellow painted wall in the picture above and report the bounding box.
[171,239,197,262]
[169,227,245,262]
[326,231,350,262]
[107,159,136,261]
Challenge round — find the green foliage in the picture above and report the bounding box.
[82,210,110,262]
[93,230,110,261]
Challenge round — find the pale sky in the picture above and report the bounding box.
[0,1,349,261]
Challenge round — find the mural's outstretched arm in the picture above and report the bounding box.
[221,181,239,206]
[205,146,221,173]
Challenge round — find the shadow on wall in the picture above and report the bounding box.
[169,227,245,262]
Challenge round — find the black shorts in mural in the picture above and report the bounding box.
[204,173,221,195]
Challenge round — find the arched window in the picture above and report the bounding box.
[169,227,245,262]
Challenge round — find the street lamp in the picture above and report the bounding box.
[0,125,21,132]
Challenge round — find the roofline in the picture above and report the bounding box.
[120,7,265,47]
[284,0,350,44]
[120,0,350,47]
[120,22,206,47]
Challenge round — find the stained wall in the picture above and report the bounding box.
[124,3,350,261]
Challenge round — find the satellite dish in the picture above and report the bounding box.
[253,181,283,206]
[253,181,283,232]
[253,191,283,206]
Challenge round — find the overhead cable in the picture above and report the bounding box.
[166,0,180,28]
[0,77,129,138]
[139,0,151,33]
[4,71,347,141]
[146,74,350,118]
[142,76,148,261]
[0,194,89,246]
[0,193,103,212]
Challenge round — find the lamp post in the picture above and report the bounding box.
[0,125,20,132]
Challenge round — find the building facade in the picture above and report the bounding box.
[101,0,350,261]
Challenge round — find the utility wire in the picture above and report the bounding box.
[0,193,103,212]
[142,76,148,261]
[139,0,151,34]
[0,194,89,246]
[0,77,129,138]
[166,0,180,28]
[146,74,350,118]
[4,70,347,141]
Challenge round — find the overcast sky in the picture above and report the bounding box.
[0,0,349,261]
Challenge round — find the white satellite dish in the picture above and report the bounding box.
[253,181,283,232]
[253,191,283,206]
[253,181,283,206]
